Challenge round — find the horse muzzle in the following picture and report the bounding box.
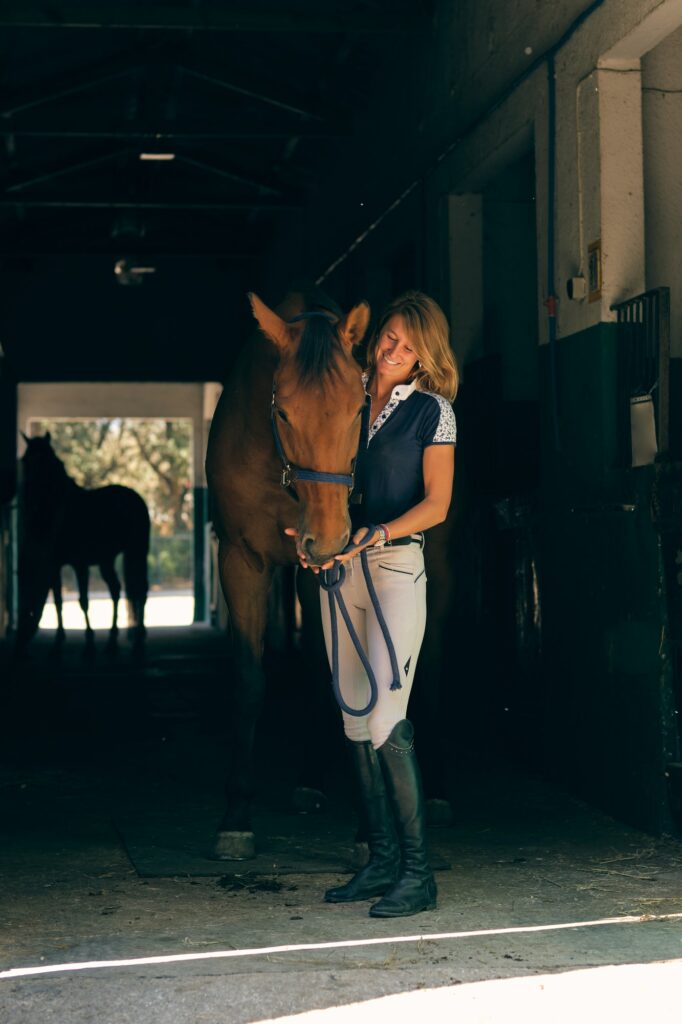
[300,529,350,567]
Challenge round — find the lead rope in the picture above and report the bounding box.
[319,526,401,718]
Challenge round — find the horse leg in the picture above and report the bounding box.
[123,545,148,646]
[214,541,271,860]
[15,550,53,657]
[52,568,65,641]
[291,567,339,813]
[99,558,121,655]
[74,563,93,637]
[99,559,121,634]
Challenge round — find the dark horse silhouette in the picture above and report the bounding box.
[206,289,370,859]
[17,433,150,651]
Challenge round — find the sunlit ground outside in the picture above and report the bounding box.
[39,591,195,629]
[250,958,682,1024]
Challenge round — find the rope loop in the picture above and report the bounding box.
[318,526,401,717]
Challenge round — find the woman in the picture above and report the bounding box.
[288,290,457,918]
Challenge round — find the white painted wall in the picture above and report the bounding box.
[642,24,682,357]
[431,0,681,348]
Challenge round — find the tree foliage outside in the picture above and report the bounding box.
[30,418,193,590]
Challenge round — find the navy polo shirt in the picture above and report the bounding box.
[350,376,457,529]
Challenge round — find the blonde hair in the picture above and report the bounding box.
[365,291,459,402]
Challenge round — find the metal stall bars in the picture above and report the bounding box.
[611,287,670,466]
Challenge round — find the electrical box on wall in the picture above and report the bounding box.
[588,239,602,302]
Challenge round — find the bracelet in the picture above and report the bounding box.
[378,522,391,545]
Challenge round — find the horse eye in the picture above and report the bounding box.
[276,408,288,423]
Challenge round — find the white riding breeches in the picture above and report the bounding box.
[319,540,427,749]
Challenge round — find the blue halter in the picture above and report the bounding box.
[270,390,356,493]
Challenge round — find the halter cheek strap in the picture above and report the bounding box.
[271,387,356,493]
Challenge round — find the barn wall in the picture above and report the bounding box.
[642,25,682,366]
[0,357,17,639]
[538,325,678,832]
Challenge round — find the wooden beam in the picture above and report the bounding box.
[1,56,334,126]
[0,244,260,258]
[0,129,343,141]
[0,40,171,117]
[178,66,324,122]
[0,200,299,210]
[174,154,285,197]
[5,149,129,193]
[0,3,425,32]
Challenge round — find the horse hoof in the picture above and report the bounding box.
[291,786,327,814]
[426,798,454,828]
[214,831,256,860]
[350,841,369,870]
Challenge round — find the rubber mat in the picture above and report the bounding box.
[115,799,452,877]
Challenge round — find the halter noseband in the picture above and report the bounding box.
[271,310,357,497]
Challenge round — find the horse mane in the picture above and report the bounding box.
[295,317,343,385]
[292,284,345,385]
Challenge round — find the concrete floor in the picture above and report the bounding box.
[2,626,682,1023]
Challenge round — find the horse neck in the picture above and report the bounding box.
[28,463,78,504]
[233,333,279,433]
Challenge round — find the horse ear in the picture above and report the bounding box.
[338,301,371,350]
[20,431,29,444]
[45,431,51,443]
[248,292,292,352]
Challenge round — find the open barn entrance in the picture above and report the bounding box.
[15,382,221,634]
[29,416,195,630]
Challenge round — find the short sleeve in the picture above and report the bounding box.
[420,393,457,446]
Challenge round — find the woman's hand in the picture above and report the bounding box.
[283,527,336,573]
[284,525,378,572]
[332,526,378,565]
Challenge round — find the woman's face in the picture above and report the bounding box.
[374,314,419,385]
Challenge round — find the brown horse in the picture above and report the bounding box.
[206,289,370,858]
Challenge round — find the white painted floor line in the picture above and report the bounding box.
[3,911,682,980]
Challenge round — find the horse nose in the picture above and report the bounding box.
[301,528,350,566]
[301,534,317,561]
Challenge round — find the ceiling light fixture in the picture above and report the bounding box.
[114,258,157,286]
[139,152,176,161]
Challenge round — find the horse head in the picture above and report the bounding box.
[250,292,370,566]
[21,432,70,492]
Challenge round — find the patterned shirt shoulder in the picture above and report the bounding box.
[420,391,457,445]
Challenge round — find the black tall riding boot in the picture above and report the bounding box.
[324,739,399,903]
[369,720,437,918]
